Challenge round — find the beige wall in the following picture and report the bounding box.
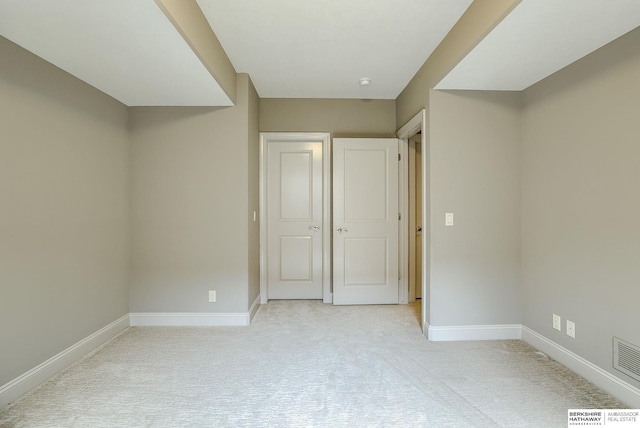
[260,98,396,137]
[394,0,522,330]
[429,90,522,326]
[0,37,130,385]
[130,74,258,313]
[521,27,640,390]
[247,78,261,307]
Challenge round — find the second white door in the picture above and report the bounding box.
[332,138,400,305]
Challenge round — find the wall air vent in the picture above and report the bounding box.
[613,337,640,382]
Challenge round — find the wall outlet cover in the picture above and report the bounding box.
[566,320,575,338]
[553,314,561,331]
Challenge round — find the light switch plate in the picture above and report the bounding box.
[445,213,454,226]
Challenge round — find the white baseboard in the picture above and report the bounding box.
[248,294,261,323]
[131,296,262,327]
[0,314,129,409]
[425,322,522,341]
[522,326,640,408]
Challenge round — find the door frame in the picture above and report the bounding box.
[397,110,428,334]
[259,132,332,304]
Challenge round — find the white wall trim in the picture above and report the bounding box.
[427,323,522,341]
[248,294,261,323]
[522,326,640,408]
[0,314,129,409]
[396,109,425,139]
[130,312,250,327]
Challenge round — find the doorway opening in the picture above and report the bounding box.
[408,131,423,302]
[260,115,427,334]
[397,109,428,334]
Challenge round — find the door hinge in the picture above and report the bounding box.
[398,213,401,221]
[398,273,402,281]
[398,153,401,161]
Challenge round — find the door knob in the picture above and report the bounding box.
[309,225,320,232]
[336,227,349,233]
[416,226,422,232]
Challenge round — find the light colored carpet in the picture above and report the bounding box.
[0,301,624,427]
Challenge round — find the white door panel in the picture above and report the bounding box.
[267,142,323,299]
[333,138,399,305]
[279,236,312,281]
[345,238,389,285]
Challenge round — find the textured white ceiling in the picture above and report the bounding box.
[0,0,233,106]
[435,0,640,91]
[196,0,473,99]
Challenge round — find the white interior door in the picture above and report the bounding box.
[333,138,399,305]
[267,141,323,299]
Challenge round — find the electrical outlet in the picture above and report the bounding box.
[553,314,561,331]
[208,290,216,302]
[566,320,575,338]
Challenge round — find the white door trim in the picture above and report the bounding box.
[397,110,428,334]
[398,138,409,304]
[259,133,332,304]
